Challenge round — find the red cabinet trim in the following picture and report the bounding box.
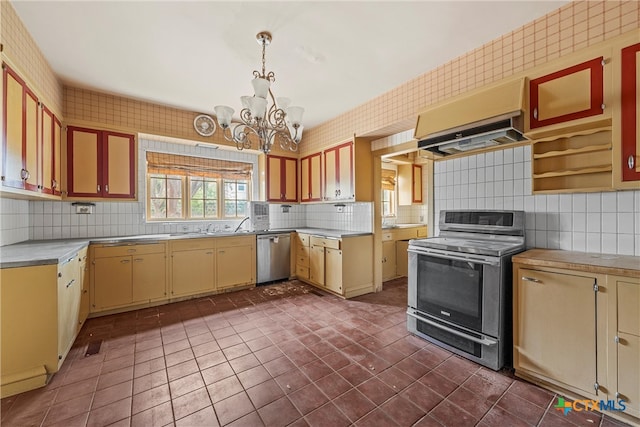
[2,64,29,189]
[529,57,604,129]
[323,141,353,200]
[23,87,39,192]
[52,116,62,196]
[621,43,640,182]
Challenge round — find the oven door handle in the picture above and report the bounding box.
[407,310,498,347]
[408,248,499,266]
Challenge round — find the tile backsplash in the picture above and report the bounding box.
[0,198,30,246]
[433,145,640,256]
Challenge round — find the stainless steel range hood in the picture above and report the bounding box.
[414,78,528,157]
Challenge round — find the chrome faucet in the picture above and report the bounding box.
[234,217,251,232]
[206,223,215,233]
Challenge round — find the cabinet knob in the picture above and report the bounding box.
[20,169,30,180]
[521,276,541,283]
[628,155,635,170]
[532,108,538,120]
[52,179,57,189]
[105,184,109,193]
[97,184,101,192]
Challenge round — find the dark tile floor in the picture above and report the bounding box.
[0,278,632,427]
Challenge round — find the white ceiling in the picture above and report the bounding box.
[12,1,567,129]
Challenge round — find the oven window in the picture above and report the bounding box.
[416,255,483,331]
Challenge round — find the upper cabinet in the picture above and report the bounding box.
[398,164,422,205]
[528,57,606,131]
[2,64,39,192]
[617,41,640,186]
[2,63,61,198]
[300,152,322,202]
[266,155,297,202]
[67,126,136,199]
[322,137,372,202]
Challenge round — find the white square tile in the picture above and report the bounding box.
[559,231,572,250]
[572,194,586,212]
[586,193,601,213]
[586,213,601,233]
[546,230,560,249]
[601,192,617,212]
[572,232,586,252]
[617,212,635,234]
[601,212,617,233]
[617,191,635,212]
[586,232,601,252]
[503,148,514,164]
[617,234,634,255]
[513,146,525,163]
[559,194,573,212]
[601,233,617,254]
[572,212,586,232]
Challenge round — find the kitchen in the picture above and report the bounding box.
[1,1,640,426]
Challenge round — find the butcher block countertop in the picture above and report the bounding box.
[513,249,640,278]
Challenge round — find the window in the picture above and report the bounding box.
[146,152,252,221]
[381,168,397,217]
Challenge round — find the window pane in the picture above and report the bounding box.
[167,199,183,218]
[150,177,166,198]
[191,200,204,218]
[236,201,248,217]
[167,178,182,198]
[205,181,217,199]
[191,179,204,199]
[224,201,236,217]
[205,201,217,218]
[225,182,236,199]
[150,199,166,218]
[237,182,248,200]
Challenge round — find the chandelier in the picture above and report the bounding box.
[213,31,304,154]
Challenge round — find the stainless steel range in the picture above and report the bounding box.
[407,210,525,370]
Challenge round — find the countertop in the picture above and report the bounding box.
[381,223,426,230]
[513,249,640,278]
[0,228,372,269]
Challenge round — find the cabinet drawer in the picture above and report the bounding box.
[310,236,341,249]
[381,232,393,242]
[417,226,428,238]
[216,235,255,248]
[395,229,418,241]
[170,238,215,252]
[297,254,309,268]
[618,281,640,336]
[296,233,310,247]
[297,243,310,258]
[94,243,165,258]
[296,265,310,279]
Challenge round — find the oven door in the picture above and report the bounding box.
[407,245,502,337]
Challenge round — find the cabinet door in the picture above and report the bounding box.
[171,249,215,297]
[266,155,297,202]
[621,42,640,182]
[515,268,599,398]
[2,64,25,189]
[132,253,166,302]
[103,131,135,198]
[309,245,325,285]
[337,143,353,200]
[301,153,322,202]
[68,127,100,197]
[395,240,409,277]
[412,165,423,203]
[23,88,39,192]
[216,245,254,289]
[53,117,62,195]
[382,241,396,281]
[617,332,640,418]
[40,106,56,195]
[78,253,89,330]
[529,57,604,130]
[57,258,80,361]
[324,148,338,201]
[93,256,133,310]
[325,248,343,294]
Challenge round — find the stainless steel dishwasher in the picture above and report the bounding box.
[257,233,291,284]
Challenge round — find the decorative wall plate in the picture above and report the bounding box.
[194,114,216,137]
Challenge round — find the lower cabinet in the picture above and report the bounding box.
[395,240,410,277]
[91,242,168,312]
[78,249,90,331]
[610,275,640,419]
[382,240,397,281]
[216,236,256,291]
[0,248,86,398]
[298,234,373,298]
[514,266,606,400]
[513,251,640,425]
[170,239,215,298]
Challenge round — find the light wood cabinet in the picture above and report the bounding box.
[396,240,410,277]
[528,56,606,131]
[78,248,89,331]
[323,138,372,202]
[382,240,396,281]
[216,235,256,291]
[170,239,215,298]
[266,155,297,202]
[1,248,86,398]
[300,153,322,202]
[610,275,640,419]
[91,242,167,312]
[2,63,39,193]
[295,233,311,279]
[67,126,135,199]
[514,266,605,400]
[398,164,423,205]
[298,234,373,298]
[40,106,61,195]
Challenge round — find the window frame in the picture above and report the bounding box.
[381,188,396,218]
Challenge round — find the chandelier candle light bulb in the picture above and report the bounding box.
[207,31,304,154]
